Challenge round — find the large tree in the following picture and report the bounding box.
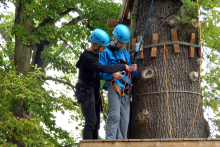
[0,0,120,146]
[127,0,220,139]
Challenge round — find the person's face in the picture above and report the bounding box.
[113,37,126,49]
[92,43,106,53]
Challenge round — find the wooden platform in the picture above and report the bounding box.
[80,138,220,147]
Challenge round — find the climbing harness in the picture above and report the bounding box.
[108,47,133,98]
[110,71,132,97]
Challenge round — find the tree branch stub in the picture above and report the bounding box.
[141,69,154,80]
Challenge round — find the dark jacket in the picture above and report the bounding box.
[76,49,126,102]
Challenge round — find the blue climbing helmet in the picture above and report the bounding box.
[89,29,110,46]
[113,24,130,43]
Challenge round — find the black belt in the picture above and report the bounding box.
[78,79,94,88]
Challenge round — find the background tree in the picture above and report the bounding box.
[127,0,220,139]
[0,0,121,146]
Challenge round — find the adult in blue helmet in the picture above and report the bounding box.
[75,28,133,140]
[99,24,138,139]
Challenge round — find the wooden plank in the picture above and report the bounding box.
[128,142,142,147]
[189,33,195,57]
[151,34,158,57]
[171,29,180,53]
[125,43,129,51]
[107,18,119,28]
[124,0,133,20]
[80,139,220,147]
[107,18,130,28]
[198,47,202,57]
[80,142,94,147]
[132,38,137,49]
[197,141,214,147]
[182,141,198,146]
[120,0,128,20]
[137,36,144,59]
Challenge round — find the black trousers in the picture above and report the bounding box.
[81,98,101,139]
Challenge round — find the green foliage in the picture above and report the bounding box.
[0,0,121,146]
[198,0,220,138]
[180,0,198,23]
[0,66,80,146]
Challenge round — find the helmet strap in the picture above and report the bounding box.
[92,45,101,52]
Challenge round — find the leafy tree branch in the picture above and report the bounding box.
[46,76,76,93]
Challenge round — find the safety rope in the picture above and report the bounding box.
[133,0,154,64]
[178,0,203,139]
[135,91,201,96]
[163,43,172,138]
[128,41,201,53]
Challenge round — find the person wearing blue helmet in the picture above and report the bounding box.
[75,28,134,140]
[99,24,138,139]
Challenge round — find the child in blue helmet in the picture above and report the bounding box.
[75,28,133,140]
[99,24,138,139]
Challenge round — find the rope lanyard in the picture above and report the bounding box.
[133,0,154,64]
[163,43,172,138]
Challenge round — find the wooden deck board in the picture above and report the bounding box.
[80,139,220,147]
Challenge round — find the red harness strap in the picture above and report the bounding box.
[110,71,132,97]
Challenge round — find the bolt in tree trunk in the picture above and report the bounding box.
[128,0,209,139]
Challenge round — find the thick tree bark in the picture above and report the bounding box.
[128,0,209,139]
[11,3,33,146]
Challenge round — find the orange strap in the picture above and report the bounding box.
[110,71,132,97]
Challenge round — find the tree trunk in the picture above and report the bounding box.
[10,3,33,146]
[128,0,209,139]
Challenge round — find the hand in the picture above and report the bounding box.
[129,64,137,71]
[112,72,123,80]
[125,64,130,71]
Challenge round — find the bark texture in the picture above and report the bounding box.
[128,0,209,139]
[11,3,33,146]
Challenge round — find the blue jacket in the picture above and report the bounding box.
[99,42,138,90]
